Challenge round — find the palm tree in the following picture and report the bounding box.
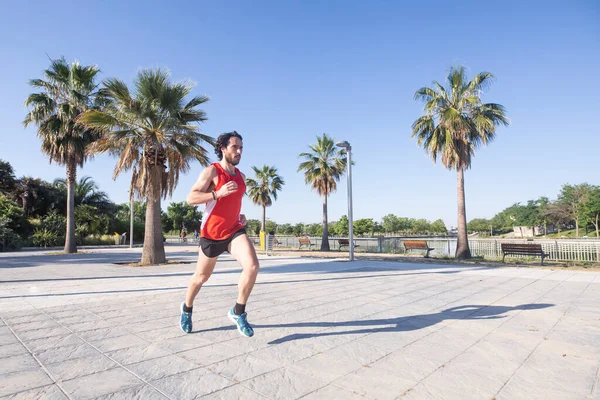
[54,176,110,208]
[298,134,347,251]
[80,68,213,265]
[246,165,285,233]
[412,66,509,259]
[14,177,43,217]
[24,57,101,253]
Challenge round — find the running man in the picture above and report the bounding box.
[180,131,259,337]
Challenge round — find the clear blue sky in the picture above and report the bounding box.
[1,0,598,228]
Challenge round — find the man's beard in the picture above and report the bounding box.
[225,153,240,166]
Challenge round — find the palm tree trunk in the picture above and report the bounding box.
[21,193,29,217]
[455,167,471,259]
[595,214,599,239]
[261,205,266,233]
[575,218,579,238]
[64,161,77,254]
[321,194,330,251]
[141,164,166,265]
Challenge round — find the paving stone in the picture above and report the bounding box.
[289,352,363,382]
[127,355,199,381]
[301,384,367,400]
[177,343,247,366]
[150,368,233,399]
[60,368,141,400]
[0,354,39,375]
[0,369,53,397]
[207,353,281,382]
[333,366,416,400]
[105,343,171,366]
[34,343,98,364]
[91,334,148,352]
[199,384,268,399]
[44,353,118,381]
[156,335,213,353]
[0,343,27,358]
[90,384,166,400]
[244,367,328,400]
[0,384,67,399]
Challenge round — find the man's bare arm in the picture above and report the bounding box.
[186,166,217,205]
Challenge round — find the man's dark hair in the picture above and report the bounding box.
[215,131,243,160]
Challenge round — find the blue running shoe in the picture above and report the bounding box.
[180,302,192,333]
[228,307,254,337]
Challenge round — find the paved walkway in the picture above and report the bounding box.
[0,246,599,399]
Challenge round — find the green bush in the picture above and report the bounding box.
[0,215,23,251]
[81,234,114,246]
[32,228,61,248]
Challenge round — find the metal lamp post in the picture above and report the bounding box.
[129,191,134,248]
[336,140,354,261]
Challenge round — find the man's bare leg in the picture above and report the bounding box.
[227,233,259,337]
[229,233,260,306]
[186,251,218,307]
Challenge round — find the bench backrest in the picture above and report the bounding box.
[299,237,311,244]
[501,243,543,253]
[338,239,349,245]
[404,240,428,249]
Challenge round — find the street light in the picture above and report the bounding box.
[129,191,134,248]
[336,140,354,261]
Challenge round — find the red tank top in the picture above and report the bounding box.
[201,163,246,240]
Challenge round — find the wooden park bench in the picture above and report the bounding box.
[298,237,314,249]
[501,243,548,266]
[273,238,281,246]
[403,240,434,257]
[338,239,360,250]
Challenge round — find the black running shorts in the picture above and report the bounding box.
[199,229,247,258]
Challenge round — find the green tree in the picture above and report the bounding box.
[305,223,322,236]
[0,160,17,195]
[354,218,375,236]
[537,196,551,236]
[298,134,347,251]
[293,223,305,236]
[75,204,109,240]
[54,176,111,211]
[24,57,102,253]
[467,218,492,235]
[245,219,261,236]
[277,223,293,235]
[165,201,203,232]
[265,220,277,233]
[333,215,349,236]
[412,66,509,259]
[583,186,600,238]
[382,214,400,234]
[0,215,22,251]
[0,195,30,236]
[413,219,431,234]
[558,183,592,238]
[245,165,285,232]
[80,68,213,265]
[544,201,571,237]
[430,219,448,235]
[13,177,44,217]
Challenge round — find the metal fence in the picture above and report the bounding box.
[251,235,600,262]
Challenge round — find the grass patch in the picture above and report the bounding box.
[46,251,90,256]
[114,260,192,267]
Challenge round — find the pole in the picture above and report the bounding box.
[129,193,134,248]
[348,146,354,261]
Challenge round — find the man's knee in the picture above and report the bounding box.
[192,272,210,285]
[245,262,260,276]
